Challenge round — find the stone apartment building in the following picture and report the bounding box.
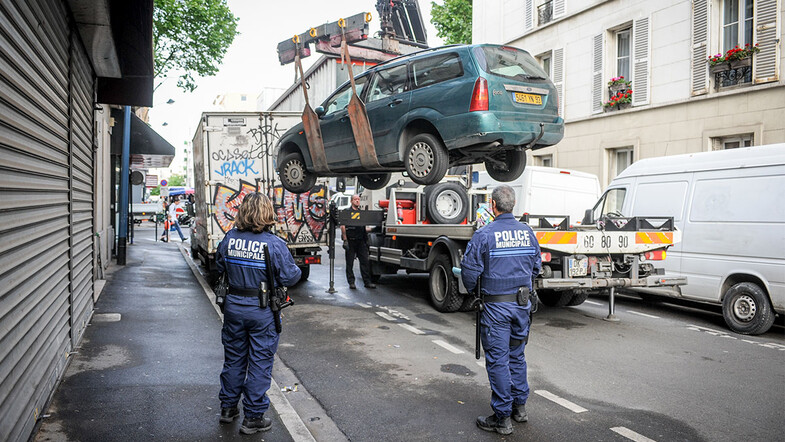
[474,0,783,185]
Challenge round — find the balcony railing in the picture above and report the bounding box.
[538,1,553,26]
[710,57,753,90]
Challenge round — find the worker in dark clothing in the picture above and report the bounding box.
[460,185,541,435]
[216,193,301,434]
[341,194,375,289]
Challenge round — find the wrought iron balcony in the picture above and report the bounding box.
[538,0,554,26]
[710,57,753,90]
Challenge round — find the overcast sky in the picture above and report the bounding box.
[147,0,445,175]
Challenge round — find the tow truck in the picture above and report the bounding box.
[337,185,687,316]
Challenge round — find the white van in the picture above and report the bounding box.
[475,166,602,224]
[586,144,785,335]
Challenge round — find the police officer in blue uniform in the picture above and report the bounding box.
[461,185,541,435]
[216,193,301,434]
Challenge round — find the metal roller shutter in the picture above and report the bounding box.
[0,0,94,440]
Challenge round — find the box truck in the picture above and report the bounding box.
[191,112,329,280]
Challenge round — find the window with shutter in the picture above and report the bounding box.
[592,34,604,113]
[754,0,778,82]
[632,17,650,105]
[553,47,565,117]
[554,0,565,18]
[525,0,534,30]
[692,0,709,95]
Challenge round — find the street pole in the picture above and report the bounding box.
[327,201,337,294]
[117,106,131,265]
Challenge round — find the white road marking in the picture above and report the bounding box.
[376,312,397,321]
[585,300,602,306]
[627,310,660,319]
[432,340,465,354]
[611,426,657,442]
[336,293,349,300]
[398,323,425,335]
[534,390,588,413]
[355,302,372,309]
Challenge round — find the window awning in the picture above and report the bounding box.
[110,108,175,168]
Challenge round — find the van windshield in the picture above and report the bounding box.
[592,188,627,220]
[473,46,549,82]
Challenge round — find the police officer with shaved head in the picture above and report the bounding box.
[461,185,541,435]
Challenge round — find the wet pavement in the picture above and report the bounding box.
[34,231,294,441]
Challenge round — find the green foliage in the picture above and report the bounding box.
[167,174,186,186]
[151,185,161,196]
[430,0,472,45]
[153,0,239,92]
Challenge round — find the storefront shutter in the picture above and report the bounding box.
[0,0,94,440]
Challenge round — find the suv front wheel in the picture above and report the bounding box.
[404,133,449,185]
[279,151,317,193]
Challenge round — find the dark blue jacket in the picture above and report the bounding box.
[216,229,301,293]
[461,213,541,295]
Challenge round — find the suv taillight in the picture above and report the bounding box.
[469,77,489,112]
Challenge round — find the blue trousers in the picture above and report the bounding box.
[480,301,531,417]
[219,297,279,418]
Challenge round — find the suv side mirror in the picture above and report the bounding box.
[314,106,325,117]
[582,209,594,225]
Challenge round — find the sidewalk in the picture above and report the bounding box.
[35,233,294,441]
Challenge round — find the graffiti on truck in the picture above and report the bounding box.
[213,158,259,177]
[247,119,289,159]
[272,185,327,243]
[213,180,256,233]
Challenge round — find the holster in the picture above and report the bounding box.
[516,286,530,306]
[258,281,270,309]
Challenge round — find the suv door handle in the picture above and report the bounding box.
[389,98,404,107]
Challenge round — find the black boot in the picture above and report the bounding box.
[476,413,513,435]
[512,403,528,422]
[240,415,272,434]
[219,406,239,423]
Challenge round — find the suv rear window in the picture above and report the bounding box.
[473,46,548,82]
[411,53,463,88]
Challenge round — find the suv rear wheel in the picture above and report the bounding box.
[485,148,526,182]
[405,133,449,185]
[279,151,317,193]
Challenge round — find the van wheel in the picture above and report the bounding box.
[357,173,391,190]
[405,133,449,185]
[279,151,317,193]
[722,282,775,335]
[429,254,462,312]
[538,289,572,307]
[485,148,526,182]
[425,182,469,224]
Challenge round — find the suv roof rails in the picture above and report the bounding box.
[371,44,467,69]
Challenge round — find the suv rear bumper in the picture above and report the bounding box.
[439,112,564,150]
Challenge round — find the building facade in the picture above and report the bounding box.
[474,0,784,185]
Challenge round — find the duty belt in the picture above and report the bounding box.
[483,294,518,303]
[228,285,258,297]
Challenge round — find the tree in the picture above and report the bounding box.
[153,0,239,92]
[430,0,472,45]
[167,174,186,186]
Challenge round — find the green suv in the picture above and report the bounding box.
[276,44,564,193]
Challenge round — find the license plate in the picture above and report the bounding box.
[568,257,588,277]
[514,92,542,105]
